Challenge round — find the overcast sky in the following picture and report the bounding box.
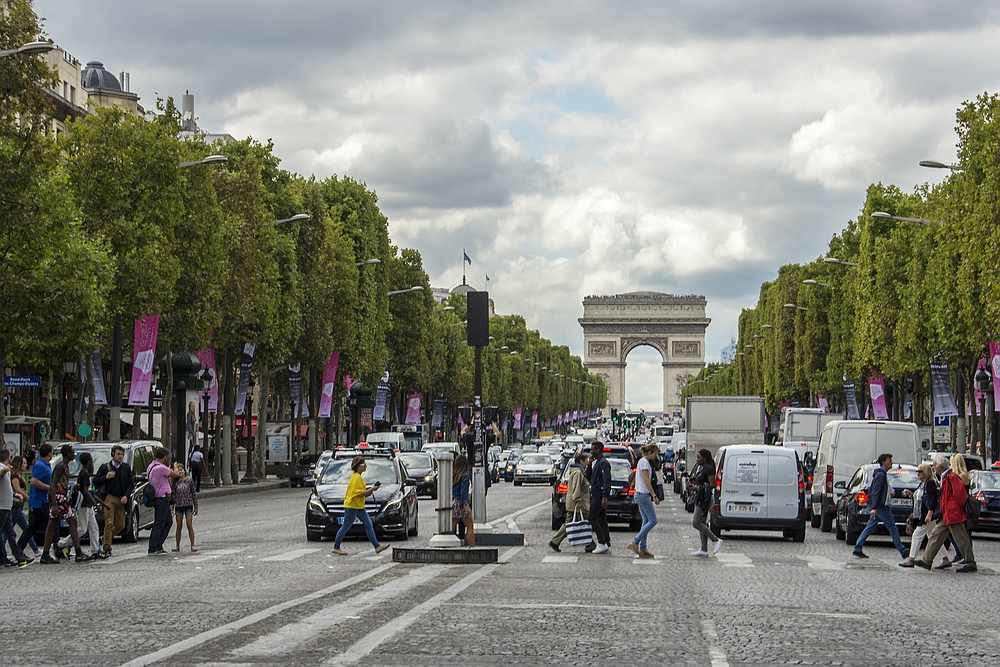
[34,1,1000,413]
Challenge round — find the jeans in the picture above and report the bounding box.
[632,492,658,550]
[854,506,907,557]
[692,503,719,551]
[1,509,28,562]
[16,505,48,552]
[10,507,37,551]
[148,497,172,552]
[334,507,379,549]
[588,499,610,547]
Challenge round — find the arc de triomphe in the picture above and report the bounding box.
[579,292,709,417]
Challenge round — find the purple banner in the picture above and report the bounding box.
[816,395,830,412]
[531,411,538,429]
[318,351,340,418]
[990,343,1000,411]
[128,315,159,407]
[869,376,889,420]
[193,349,219,412]
[405,394,422,425]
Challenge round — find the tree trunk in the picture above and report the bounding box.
[163,350,174,449]
[255,362,269,479]
[0,340,6,438]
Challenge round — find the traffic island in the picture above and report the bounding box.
[392,546,498,564]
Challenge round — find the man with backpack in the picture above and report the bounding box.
[146,447,181,555]
[94,444,134,558]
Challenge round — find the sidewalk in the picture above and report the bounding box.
[195,477,288,500]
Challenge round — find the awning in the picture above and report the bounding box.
[4,416,51,426]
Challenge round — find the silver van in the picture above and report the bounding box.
[709,444,806,542]
[810,420,924,532]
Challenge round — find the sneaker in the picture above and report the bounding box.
[956,564,978,573]
[913,559,932,570]
[584,542,597,553]
[593,543,610,554]
[330,548,348,555]
[548,541,561,553]
[31,549,42,558]
[626,542,640,556]
[96,550,110,560]
[375,544,391,555]
[147,549,168,556]
[852,551,869,559]
[16,557,34,568]
[953,558,966,566]
[713,539,724,555]
[691,550,709,557]
[54,547,67,561]
[75,553,94,563]
[40,554,59,565]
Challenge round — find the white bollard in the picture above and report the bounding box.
[428,451,461,548]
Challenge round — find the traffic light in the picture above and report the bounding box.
[611,408,618,423]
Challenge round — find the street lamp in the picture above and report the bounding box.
[178,154,228,169]
[386,285,424,296]
[784,303,808,311]
[199,369,213,483]
[275,213,310,224]
[803,279,830,288]
[355,258,380,266]
[823,257,858,267]
[0,40,54,58]
[872,211,932,225]
[919,160,961,171]
[241,378,257,484]
[452,320,466,327]
[437,306,455,312]
[761,324,773,330]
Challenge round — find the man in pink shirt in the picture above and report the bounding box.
[146,447,181,555]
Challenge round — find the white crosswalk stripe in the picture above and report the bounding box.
[181,549,241,563]
[542,555,578,563]
[259,548,322,562]
[799,555,845,570]
[714,552,754,567]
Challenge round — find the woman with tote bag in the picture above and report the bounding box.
[549,452,592,552]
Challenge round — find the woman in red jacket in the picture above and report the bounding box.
[918,454,976,573]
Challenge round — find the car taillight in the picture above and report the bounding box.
[798,469,804,493]
[626,486,635,496]
[557,483,568,494]
[825,465,834,493]
[715,467,722,490]
[857,491,868,505]
[975,492,986,504]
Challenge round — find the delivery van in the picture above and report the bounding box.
[810,420,924,532]
[363,432,405,450]
[709,444,806,542]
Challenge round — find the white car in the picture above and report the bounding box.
[513,453,556,486]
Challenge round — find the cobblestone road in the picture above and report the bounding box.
[5,480,999,667]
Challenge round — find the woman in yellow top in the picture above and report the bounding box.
[331,456,391,556]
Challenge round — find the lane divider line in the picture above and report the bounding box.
[701,618,730,667]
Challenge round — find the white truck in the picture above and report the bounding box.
[780,408,840,459]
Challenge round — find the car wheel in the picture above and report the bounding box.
[121,508,140,543]
[835,515,845,541]
[673,480,681,494]
[709,514,722,536]
[629,516,642,531]
[820,509,833,533]
[845,524,860,546]
[408,512,418,537]
[306,531,321,542]
[792,526,806,543]
[514,481,522,487]
[810,512,821,529]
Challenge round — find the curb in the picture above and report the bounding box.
[196,480,289,500]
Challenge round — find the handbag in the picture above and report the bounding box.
[565,509,593,547]
[905,515,920,536]
[965,495,982,529]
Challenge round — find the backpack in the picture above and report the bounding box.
[141,482,156,508]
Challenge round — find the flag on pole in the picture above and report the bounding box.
[464,250,473,265]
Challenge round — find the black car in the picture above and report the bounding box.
[503,449,527,482]
[292,455,320,487]
[970,469,1000,533]
[835,464,920,545]
[396,451,438,498]
[550,457,641,531]
[305,454,418,541]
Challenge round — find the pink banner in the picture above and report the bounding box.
[990,343,1000,411]
[531,411,538,429]
[513,408,522,430]
[556,414,563,426]
[405,394,422,425]
[816,395,830,412]
[128,315,159,407]
[869,376,888,420]
[193,349,219,412]
[318,351,340,418]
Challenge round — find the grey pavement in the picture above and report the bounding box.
[3,480,999,666]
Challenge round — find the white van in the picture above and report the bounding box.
[363,432,405,450]
[810,420,924,532]
[709,445,806,542]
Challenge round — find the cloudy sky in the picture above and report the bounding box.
[33,1,1000,412]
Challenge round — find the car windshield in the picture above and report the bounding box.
[609,458,632,482]
[398,453,433,469]
[975,471,1000,489]
[521,454,551,466]
[885,467,921,487]
[319,459,397,485]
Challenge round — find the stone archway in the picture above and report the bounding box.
[579,292,709,416]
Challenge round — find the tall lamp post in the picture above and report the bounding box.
[242,379,256,484]
[199,369,212,485]
[0,40,54,58]
[976,367,990,459]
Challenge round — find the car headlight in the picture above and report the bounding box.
[546,468,553,474]
[516,468,523,474]
[384,492,404,512]
[424,475,433,482]
[308,496,326,513]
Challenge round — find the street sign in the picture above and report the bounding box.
[39,424,47,437]
[4,376,41,387]
[934,416,950,427]
[77,423,93,438]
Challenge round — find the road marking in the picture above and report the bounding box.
[199,513,300,536]
[701,618,730,667]
[92,552,148,565]
[181,548,241,563]
[542,555,578,563]
[714,552,753,567]
[452,602,657,611]
[232,565,449,657]
[259,548,321,562]
[490,499,550,526]
[322,547,523,667]
[117,562,398,667]
[799,555,844,570]
[632,558,661,565]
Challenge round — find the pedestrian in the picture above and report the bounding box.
[189,445,204,493]
[690,448,722,557]
[57,452,101,559]
[627,443,660,558]
[549,451,591,552]
[45,444,90,563]
[451,453,475,547]
[916,453,978,573]
[587,441,612,554]
[94,444,134,558]
[146,447,181,556]
[171,463,198,552]
[852,453,908,560]
[926,454,960,568]
[0,449,33,567]
[8,456,38,557]
[900,462,937,568]
[16,442,52,560]
[330,456,390,556]
[187,401,198,451]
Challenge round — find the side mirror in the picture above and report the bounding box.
[834,481,846,489]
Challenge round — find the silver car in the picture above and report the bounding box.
[513,453,556,486]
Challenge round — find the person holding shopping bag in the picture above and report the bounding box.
[627,444,660,558]
[549,451,591,552]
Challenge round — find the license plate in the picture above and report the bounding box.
[727,504,759,513]
[337,516,363,526]
[890,498,912,507]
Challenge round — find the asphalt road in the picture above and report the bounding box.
[5,480,1000,666]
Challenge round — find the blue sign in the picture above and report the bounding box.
[4,376,41,388]
[934,415,951,427]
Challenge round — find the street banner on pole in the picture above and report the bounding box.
[235,343,256,414]
[974,357,989,408]
[193,348,218,412]
[531,411,538,429]
[843,378,861,420]
[930,362,959,418]
[513,407,522,430]
[373,361,391,422]
[288,363,309,419]
[128,315,159,407]
[405,394,421,424]
[990,342,1000,410]
[869,376,889,420]
[431,398,445,427]
[318,352,340,418]
[82,350,108,405]
[816,395,829,412]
